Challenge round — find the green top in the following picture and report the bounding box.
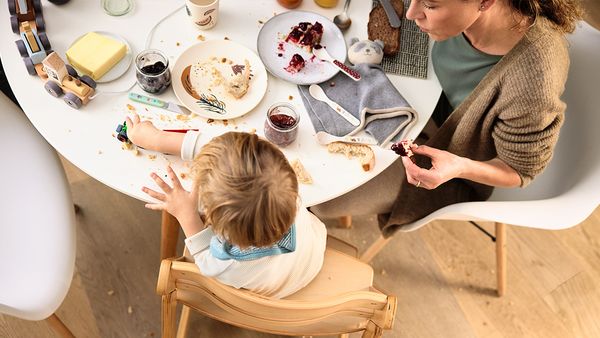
[432,33,503,110]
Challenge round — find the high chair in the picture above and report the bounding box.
[156,236,396,337]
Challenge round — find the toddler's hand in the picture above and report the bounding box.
[125,114,161,150]
[142,166,204,235]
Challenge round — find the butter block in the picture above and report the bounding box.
[66,32,126,80]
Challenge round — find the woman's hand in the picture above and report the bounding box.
[401,144,466,190]
[125,114,162,150]
[142,166,205,236]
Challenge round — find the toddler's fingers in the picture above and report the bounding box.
[166,166,183,189]
[125,116,133,128]
[142,186,166,201]
[150,172,172,193]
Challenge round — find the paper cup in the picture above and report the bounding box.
[185,0,219,30]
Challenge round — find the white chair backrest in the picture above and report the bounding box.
[0,93,76,321]
[401,22,600,231]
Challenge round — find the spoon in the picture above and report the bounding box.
[333,0,352,30]
[315,131,378,145]
[313,45,361,81]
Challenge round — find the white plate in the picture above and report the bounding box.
[68,31,133,83]
[172,40,268,120]
[257,10,347,85]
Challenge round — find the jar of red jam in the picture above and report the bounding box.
[264,103,300,147]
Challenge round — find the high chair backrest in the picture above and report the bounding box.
[157,246,396,337]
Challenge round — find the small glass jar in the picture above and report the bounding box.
[277,0,302,9]
[264,103,300,147]
[101,0,134,16]
[135,49,171,94]
[314,0,338,8]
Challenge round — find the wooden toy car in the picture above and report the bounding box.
[40,52,96,109]
[15,21,52,76]
[115,122,129,142]
[8,0,45,34]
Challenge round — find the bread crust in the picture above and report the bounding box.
[327,142,375,171]
[367,0,404,56]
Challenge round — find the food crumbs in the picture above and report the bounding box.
[176,42,180,46]
[234,126,239,129]
[224,36,229,40]
[223,119,228,126]
[107,290,115,296]
[98,150,103,155]
[196,35,205,41]
[329,81,336,87]
[145,107,149,111]
[127,306,133,314]
[221,57,227,63]
[148,154,157,160]
[258,20,264,24]
[132,148,140,156]
[180,173,187,179]
[126,104,136,111]
[207,118,215,124]
[288,95,293,100]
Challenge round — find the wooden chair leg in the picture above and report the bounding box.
[495,222,507,297]
[161,211,180,260]
[176,305,191,338]
[162,292,178,338]
[338,215,352,228]
[360,235,393,263]
[45,313,75,338]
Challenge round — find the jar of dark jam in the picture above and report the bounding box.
[135,49,171,94]
[264,103,300,147]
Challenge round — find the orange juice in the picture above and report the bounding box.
[314,0,338,8]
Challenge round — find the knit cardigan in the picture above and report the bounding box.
[380,18,570,236]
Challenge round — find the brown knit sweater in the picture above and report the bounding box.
[380,18,570,236]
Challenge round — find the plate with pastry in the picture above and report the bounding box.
[257,10,347,85]
[172,40,268,120]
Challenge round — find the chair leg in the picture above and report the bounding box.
[339,334,350,338]
[360,235,393,263]
[495,222,507,297]
[162,293,178,338]
[338,215,352,228]
[176,305,191,338]
[161,211,180,260]
[45,313,75,338]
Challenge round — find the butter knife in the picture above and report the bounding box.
[309,84,360,126]
[128,92,191,115]
[380,0,401,28]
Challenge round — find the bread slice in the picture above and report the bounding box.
[368,0,404,56]
[290,159,313,185]
[327,142,375,171]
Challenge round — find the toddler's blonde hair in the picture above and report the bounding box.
[191,132,298,248]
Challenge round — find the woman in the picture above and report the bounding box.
[312,0,582,235]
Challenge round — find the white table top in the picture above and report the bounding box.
[0,0,441,207]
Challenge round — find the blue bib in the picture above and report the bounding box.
[209,224,296,261]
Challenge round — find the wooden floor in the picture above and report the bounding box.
[2,157,600,338]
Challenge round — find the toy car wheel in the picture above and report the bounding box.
[10,15,19,34]
[38,32,52,51]
[33,0,42,13]
[15,40,28,58]
[48,0,70,4]
[44,81,63,97]
[79,75,97,89]
[23,57,37,75]
[8,1,16,15]
[66,65,78,77]
[46,48,54,56]
[64,93,83,109]
[35,14,45,32]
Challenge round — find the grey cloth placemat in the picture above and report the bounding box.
[298,63,417,147]
[372,0,430,79]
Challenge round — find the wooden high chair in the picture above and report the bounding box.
[156,236,396,337]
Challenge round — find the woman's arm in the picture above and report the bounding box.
[401,144,522,189]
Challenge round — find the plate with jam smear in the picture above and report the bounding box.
[257,11,347,85]
[172,40,268,120]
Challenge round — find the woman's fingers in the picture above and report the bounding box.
[142,186,166,201]
[144,203,165,211]
[150,172,172,193]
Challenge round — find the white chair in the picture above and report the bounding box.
[359,22,600,297]
[0,92,76,337]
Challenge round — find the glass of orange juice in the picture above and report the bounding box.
[314,0,338,8]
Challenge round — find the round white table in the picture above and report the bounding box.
[1,0,441,257]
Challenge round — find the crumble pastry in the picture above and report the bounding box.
[290,159,313,184]
[327,142,375,172]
